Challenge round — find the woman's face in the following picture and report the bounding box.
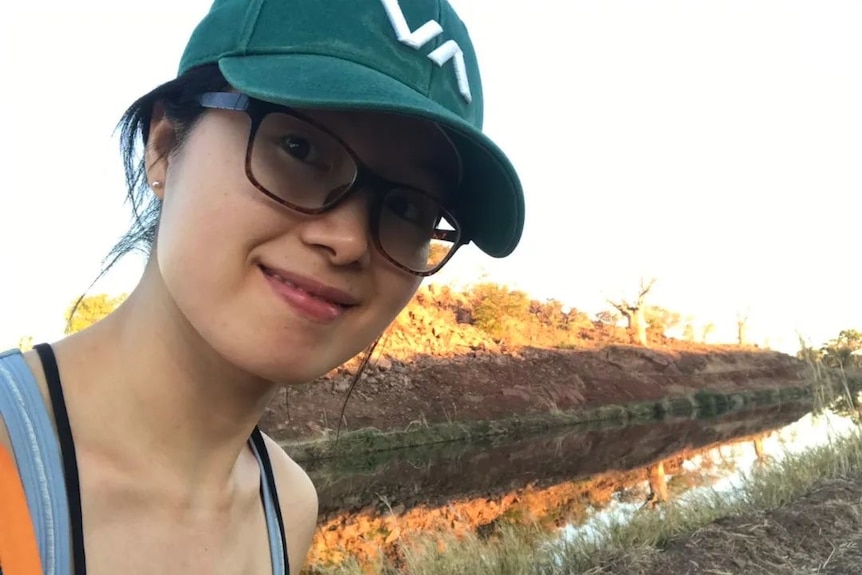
[145,102,459,385]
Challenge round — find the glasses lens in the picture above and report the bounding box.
[249,112,357,209]
[377,188,460,273]
[248,110,460,275]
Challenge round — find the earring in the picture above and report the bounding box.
[151,181,161,188]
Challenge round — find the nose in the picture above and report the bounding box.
[298,194,372,267]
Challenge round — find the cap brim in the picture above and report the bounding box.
[218,54,524,258]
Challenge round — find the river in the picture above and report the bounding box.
[301,400,818,567]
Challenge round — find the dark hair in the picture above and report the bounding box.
[68,65,228,323]
[110,64,229,269]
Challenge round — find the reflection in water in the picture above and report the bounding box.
[562,409,860,547]
[306,402,813,567]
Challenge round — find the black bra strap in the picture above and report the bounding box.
[250,427,290,574]
[34,343,87,575]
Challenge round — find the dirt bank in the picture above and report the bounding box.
[261,344,809,442]
[258,284,813,442]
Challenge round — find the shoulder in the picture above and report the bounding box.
[259,431,319,575]
[0,349,51,464]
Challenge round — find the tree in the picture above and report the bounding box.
[736,310,750,345]
[564,308,593,331]
[701,322,716,343]
[608,278,656,346]
[820,329,862,369]
[469,283,531,341]
[594,310,619,326]
[531,298,566,329]
[644,305,682,338]
[17,336,34,351]
[682,323,696,342]
[65,293,128,335]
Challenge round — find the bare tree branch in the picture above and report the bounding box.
[638,277,657,302]
[607,299,631,317]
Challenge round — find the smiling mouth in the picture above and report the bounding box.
[259,265,360,311]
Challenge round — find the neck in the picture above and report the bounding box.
[53,273,279,500]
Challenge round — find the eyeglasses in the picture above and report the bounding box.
[197,92,464,276]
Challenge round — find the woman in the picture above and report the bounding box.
[0,0,524,573]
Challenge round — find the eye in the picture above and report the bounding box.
[384,190,435,228]
[386,194,416,219]
[261,112,338,170]
[278,135,323,166]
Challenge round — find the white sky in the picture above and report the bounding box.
[0,0,859,354]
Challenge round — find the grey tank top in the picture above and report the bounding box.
[0,346,289,575]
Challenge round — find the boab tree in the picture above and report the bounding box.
[608,278,656,346]
[736,310,750,345]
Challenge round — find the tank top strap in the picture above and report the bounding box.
[249,427,290,575]
[0,348,72,575]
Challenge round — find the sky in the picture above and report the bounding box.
[0,0,859,353]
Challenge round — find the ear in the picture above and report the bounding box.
[145,101,177,200]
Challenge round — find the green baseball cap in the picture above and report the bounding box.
[178,0,524,258]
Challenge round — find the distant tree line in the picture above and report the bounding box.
[14,280,798,352]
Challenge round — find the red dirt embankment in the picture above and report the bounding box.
[260,284,809,442]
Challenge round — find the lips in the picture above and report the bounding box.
[259,265,359,322]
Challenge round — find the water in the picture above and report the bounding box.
[304,400,819,566]
[560,408,859,546]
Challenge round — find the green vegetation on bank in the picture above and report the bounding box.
[283,385,815,462]
[303,365,862,575]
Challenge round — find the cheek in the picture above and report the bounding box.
[158,178,238,288]
[154,146,269,326]
[154,116,264,279]
[158,208,233,298]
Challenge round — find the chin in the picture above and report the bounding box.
[223,342,346,387]
[269,363,339,388]
[193,307,376,387]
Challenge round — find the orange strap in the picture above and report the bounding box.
[0,444,43,575]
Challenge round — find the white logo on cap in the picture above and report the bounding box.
[380,0,472,103]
